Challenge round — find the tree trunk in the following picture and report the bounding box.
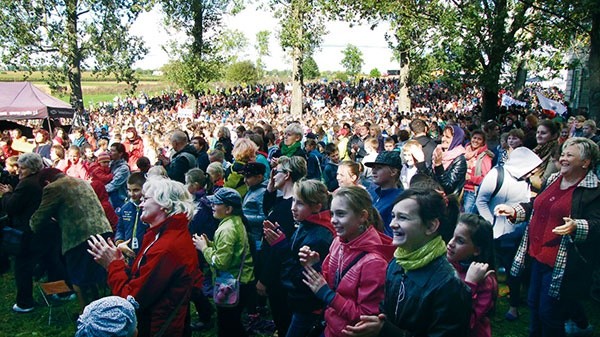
[191,1,204,56]
[398,50,411,113]
[480,53,503,122]
[514,60,527,97]
[588,8,600,122]
[290,2,305,116]
[66,0,83,111]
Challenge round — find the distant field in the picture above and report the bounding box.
[0,71,174,108]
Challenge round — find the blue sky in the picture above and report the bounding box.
[131,6,398,73]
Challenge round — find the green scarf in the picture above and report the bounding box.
[394,236,447,271]
[280,141,301,157]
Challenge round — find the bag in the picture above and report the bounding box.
[213,247,247,308]
[1,226,25,256]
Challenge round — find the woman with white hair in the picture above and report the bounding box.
[88,177,202,337]
[0,153,44,313]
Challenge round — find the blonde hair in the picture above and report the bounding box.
[364,137,379,152]
[232,138,258,162]
[142,177,196,220]
[402,139,422,153]
[147,165,168,178]
[293,179,331,210]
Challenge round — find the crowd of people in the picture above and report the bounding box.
[0,79,599,337]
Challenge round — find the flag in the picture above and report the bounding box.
[501,94,527,107]
[535,91,567,117]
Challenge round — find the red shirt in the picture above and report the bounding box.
[528,176,577,267]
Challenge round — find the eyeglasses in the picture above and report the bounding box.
[275,170,287,175]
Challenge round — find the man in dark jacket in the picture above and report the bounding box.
[159,130,198,183]
[410,119,437,168]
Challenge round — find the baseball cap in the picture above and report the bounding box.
[207,187,242,207]
[364,151,403,169]
[241,162,266,177]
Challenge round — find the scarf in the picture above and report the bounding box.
[464,144,488,168]
[394,236,447,271]
[441,145,465,170]
[280,141,301,157]
[534,140,558,165]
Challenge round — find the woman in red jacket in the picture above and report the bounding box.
[88,176,201,337]
[300,186,394,337]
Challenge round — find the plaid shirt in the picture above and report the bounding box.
[510,170,597,299]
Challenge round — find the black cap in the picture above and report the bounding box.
[364,151,403,169]
[241,162,266,177]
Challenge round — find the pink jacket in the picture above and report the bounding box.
[452,262,497,337]
[321,226,395,337]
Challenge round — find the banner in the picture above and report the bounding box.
[501,94,526,107]
[535,92,567,117]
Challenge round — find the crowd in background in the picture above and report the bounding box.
[0,79,599,337]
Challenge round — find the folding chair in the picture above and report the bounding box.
[37,280,73,325]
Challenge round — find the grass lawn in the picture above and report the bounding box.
[5,265,600,337]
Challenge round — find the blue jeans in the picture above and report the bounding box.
[462,190,478,214]
[528,260,565,337]
[285,312,320,337]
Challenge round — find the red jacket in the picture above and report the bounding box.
[87,162,113,185]
[90,180,118,231]
[108,213,201,337]
[321,226,395,337]
[123,136,144,171]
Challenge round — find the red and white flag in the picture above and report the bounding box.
[535,91,567,117]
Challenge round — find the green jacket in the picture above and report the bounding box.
[203,215,254,284]
[30,176,113,254]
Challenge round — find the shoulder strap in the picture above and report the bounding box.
[334,251,368,290]
[490,167,505,199]
[155,284,191,337]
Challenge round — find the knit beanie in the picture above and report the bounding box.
[75,296,139,337]
[97,151,111,163]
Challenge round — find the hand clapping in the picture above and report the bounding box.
[87,234,123,269]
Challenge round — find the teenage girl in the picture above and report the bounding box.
[300,186,394,337]
[447,213,498,337]
[343,189,471,336]
[336,160,362,188]
[263,179,335,337]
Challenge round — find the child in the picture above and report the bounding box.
[305,139,324,181]
[323,143,340,192]
[383,137,396,152]
[88,152,113,185]
[1,155,20,189]
[400,140,423,189]
[361,137,379,183]
[263,179,335,337]
[299,186,394,337]
[336,160,362,188]
[447,213,497,337]
[115,172,148,262]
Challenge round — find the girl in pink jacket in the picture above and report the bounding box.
[300,186,395,337]
[447,213,498,337]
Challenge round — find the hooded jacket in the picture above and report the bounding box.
[318,226,395,337]
[475,147,542,239]
[108,213,200,337]
[123,135,144,171]
[276,210,335,313]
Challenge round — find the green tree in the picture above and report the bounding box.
[217,29,249,64]
[225,60,260,84]
[161,0,244,96]
[255,30,271,77]
[341,44,364,77]
[303,56,320,80]
[0,0,150,109]
[271,0,327,115]
[369,68,381,77]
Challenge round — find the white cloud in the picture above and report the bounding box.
[131,6,399,73]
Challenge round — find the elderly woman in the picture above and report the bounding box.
[88,177,201,337]
[0,153,44,313]
[274,123,307,160]
[495,137,600,337]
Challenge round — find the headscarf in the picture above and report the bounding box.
[441,125,466,169]
[76,296,139,337]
